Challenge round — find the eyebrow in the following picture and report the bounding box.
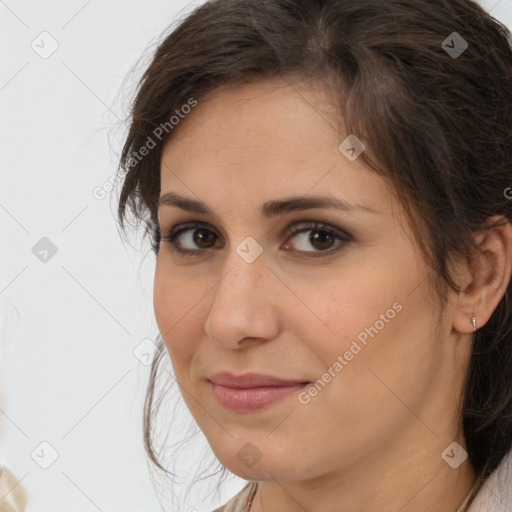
[158,192,378,217]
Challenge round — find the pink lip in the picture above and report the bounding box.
[208,372,309,412]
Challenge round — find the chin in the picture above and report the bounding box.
[211,440,313,482]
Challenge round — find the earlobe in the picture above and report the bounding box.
[452,216,512,335]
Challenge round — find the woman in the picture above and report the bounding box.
[116,0,512,510]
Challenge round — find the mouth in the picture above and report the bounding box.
[208,372,310,412]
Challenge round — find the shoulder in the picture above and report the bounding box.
[467,448,512,512]
[0,466,28,512]
[212,482,258,512]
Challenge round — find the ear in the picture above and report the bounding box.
[453,216,512,334]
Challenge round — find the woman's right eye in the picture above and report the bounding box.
[160,222,223,256]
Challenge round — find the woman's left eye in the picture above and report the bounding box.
[283,222,351,256]
[160,221,351,257]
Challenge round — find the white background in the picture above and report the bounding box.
[1,0,511,511]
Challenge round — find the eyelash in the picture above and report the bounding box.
[159,221,352,258]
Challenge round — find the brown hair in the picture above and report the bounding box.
[117,0,512,497]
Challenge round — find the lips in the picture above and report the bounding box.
[208,372,309,388]
[208,372,310,412]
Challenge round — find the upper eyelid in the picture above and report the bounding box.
[164,219,346,235]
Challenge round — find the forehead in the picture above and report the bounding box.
[162,76,341,160]
[159,77,391,216]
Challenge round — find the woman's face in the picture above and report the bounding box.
[154,77,468,484]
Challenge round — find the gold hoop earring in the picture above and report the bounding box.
[472,314,477,332]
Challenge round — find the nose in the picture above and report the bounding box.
[204,248,281,350]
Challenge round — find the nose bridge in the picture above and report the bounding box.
[216,232,268,297]
[204,245,279,347]
[213,245,267,314]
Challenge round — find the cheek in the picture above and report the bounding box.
[153,261,174,335]
[153,260,203,371]
[308,270,438,432]
[290,262,402,363]
[299,246,436,398]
